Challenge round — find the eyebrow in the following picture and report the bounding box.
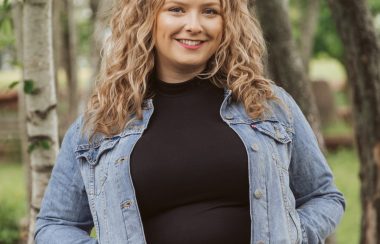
[164,1,221,7]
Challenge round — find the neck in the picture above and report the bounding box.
[155,62,206,84]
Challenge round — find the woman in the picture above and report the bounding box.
[34,0,345,243]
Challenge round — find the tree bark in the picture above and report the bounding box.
[252,0,326,151]
[299,0,320,71]
[11,1,31,242]
[12,0,29,205]
[83,0,113,111]
[62,0,79,125]
[327,1,380,244]
[89,0,102,74]
[52,0,64,96]
[88,0,105,92]
[22,0,59,243]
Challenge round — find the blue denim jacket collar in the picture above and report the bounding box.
[78,87,280,150]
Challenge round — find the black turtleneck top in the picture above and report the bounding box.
[130,74,251,244]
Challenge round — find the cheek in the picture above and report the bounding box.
[156,16,178,38]
[209,19,224,40]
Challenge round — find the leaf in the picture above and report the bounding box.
[24,79,35,94]
[8,81,19,89]
[27,143,36,153]
[40,140,51,150]
[27,139,51,153]
[0,0,11,24]
[3,0,11,11]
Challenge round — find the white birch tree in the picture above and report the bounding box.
[22,0,59,243]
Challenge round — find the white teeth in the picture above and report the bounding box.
[178,39,202,46]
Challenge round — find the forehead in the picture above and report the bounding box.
[163,0,221,5]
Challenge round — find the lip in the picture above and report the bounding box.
[175,39,206,50]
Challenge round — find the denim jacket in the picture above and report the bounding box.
[34,85,345,244]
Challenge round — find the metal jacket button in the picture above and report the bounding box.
[225,113,234,120]
[254,189,263,199]
[251,143,259,151]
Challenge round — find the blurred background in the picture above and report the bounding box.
[0,0,380,243]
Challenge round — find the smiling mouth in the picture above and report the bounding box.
[175,39,206,46]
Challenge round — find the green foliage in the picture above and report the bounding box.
[8,80,19,89]
[0,0,14,49]
[28,138,52,153]
[0,0,11,25]
[0,200,21,244]
[369,0,380,15]
[289,0,302,42]
[77,19,93,57]
[289,0,343,61]
[23,79,40,95]
[291,0,380,62]
[313,0,344,61]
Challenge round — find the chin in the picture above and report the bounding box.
[177,59,207,67]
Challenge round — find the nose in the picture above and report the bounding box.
[184,12,203,34]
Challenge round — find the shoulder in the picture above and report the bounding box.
[265,84,296,127]
[62,114,91,149]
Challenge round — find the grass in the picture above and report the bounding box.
[0,161,27,244]
[328,149,361,244]
[322,120,353,137]
[0,162,26,214]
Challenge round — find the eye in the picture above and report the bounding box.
[168,7,184,13]
[204,8,218,15]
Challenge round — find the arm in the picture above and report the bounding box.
[283,91,345,244]
[34,119,98,244]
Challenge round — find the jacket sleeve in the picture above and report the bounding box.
[34,118,98,244]
[281,89,346,244]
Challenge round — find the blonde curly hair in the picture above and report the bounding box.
[84,0,275,139]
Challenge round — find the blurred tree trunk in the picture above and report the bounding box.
[88,0,104,93]
[327,0,380,244]
[299,0,320,71]
[252,0,333,242]
[22,0,59,243]
[62,0,78,125]
[89,0,100,14]
[83,0,113,110]
[52,0,64,96]
[11,0,29,206]
[252,0,326,151]
[11,1,31,242]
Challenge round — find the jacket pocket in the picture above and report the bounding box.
[251,120,292,171]
[251,120,292,144]
[75,138,120,196]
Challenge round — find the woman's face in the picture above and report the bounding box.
[154,0,223,72]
